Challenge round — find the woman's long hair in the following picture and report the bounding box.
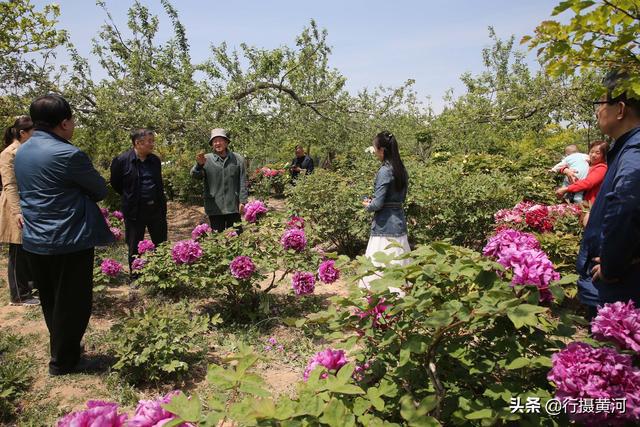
[373,131,408,192]
[3,116,33,150]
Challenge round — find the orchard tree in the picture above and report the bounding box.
[0,0,68,119]
[525,0,640,98]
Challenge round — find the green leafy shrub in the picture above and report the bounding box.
[286,169,371,257]
[0,332,32,422]
[135,214,321,319]
[110,302,214,384]
[407,165,522,249]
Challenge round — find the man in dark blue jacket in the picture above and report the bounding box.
[110,129,167,272]
[577,71,640,319]
[15,94,113,375]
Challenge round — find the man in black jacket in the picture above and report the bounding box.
[290,145,314,181]
[110,129,167,273]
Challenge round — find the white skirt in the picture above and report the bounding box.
[360,234,411,295]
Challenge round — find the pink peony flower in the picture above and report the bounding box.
[226,230,238,238]
[171,240,203,265]
[131,258,147,271]
[281,228,307,252]
[137,239,155,255]
[243,200,268,223]
[101,258,123,277]
[100,207,110,220]
[286,216,305,230]
[483,228,540,259]
[110,227,123,241]
[548,342,640,425]
[230,256,256,280]
[318,260,339,284]
[128,391,194,427]
[112,210,124,221]
[291,271,315,295]
[303,348,348,381]
[356,297,392,329]
[191,223,212,239]
[57,400,127,427]
[592,300,640,352]
[483,228,559,302]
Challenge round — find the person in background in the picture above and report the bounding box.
[361,131,410,294]
[0,116,38,306]
[15,94,113,375]
[550,144,589,203]
[555,140,608,207]
[575,71,640,320]
[290,145,314,180]
[191,128,248,233]
[110,129,168,273]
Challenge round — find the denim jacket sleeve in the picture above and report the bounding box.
[68,150,107,202]
[600,146,640,280]
[366,166,392,212]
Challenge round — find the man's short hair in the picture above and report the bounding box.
[295,145,304,151]
[29,94,72,130]
[130,128,154,145]
[603,70,640,116]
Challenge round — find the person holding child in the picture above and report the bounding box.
[555,140,608,205]
[550,144,589,203]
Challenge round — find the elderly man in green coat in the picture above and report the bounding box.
[191,128,248,233]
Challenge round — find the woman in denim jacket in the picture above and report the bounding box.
[361,131,410,293]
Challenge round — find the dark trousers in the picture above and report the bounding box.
[125,203,168,272]
[25,247,94,375]
[7,243,34,303]
[208,213,242,234]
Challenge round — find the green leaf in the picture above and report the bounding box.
[507,304,547,329]
[319,399,356,427]
[465,408,493,420]
[506,357,530,370]
[161,392,201,422]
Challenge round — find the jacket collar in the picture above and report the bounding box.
[608,126,640,163]
[34,129,72,145]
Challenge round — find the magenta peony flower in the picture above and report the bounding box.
[101,258,123,277]
[57,400,127,427]
[230,256,256,280]
[131,258,147,271]
[110,227,123,241]
[226,230,238,238]
[100,207,109,220]
[191,223,212,239]
[303,348,348,381]
[592,300,640,352]
[548,342,640,425]
[128,391,194,427]
[281,228,307,252]
[291,271,315,295]
[483,228,540,259]
[318,260,339,284]
[243,200,268,223]
[112,210,124,221]
[483,228,559,301]
[171,240,203,265]
[286,216,305,230]
[137,239,155,255]
[356,297,392,329]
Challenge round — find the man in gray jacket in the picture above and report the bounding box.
[15,94,113,375]
[191,128,248,232]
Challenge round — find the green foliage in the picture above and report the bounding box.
[287,170,371,257]
[110,302,214,385]
[526,0,640,98]
[406,164,522,249]
[0,0,68,117]
[0,332,32,422]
